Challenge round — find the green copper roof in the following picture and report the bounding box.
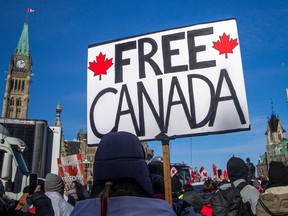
[257,154,267,165]
[16,22,29,56]
[272,139,288,156]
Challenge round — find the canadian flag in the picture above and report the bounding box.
[27,8,36,13]
[189,169,197,183]
[199,166,208,178]
[170,166,178,178]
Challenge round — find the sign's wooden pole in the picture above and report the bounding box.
[155,133,173,207]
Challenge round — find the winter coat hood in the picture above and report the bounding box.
[257,189,288,215]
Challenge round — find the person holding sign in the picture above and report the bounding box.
[71,131,176,216]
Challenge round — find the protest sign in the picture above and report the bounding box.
[87,18,250,144]
[57,154,87,185]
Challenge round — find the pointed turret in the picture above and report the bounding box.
[265,113,286,145]
[77,129,86,141]
[16,22,29,56]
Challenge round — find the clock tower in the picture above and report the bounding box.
[2,21,32,119]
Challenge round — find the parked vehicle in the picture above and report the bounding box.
[192,181,205,193]
[171,162,192,187]
[0,118,62,200]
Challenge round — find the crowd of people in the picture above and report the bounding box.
[1,131,288,215]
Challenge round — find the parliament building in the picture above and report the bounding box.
[257,113,288,177]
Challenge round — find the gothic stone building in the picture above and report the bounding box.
[2,22,32,119]
[257,114,288,177]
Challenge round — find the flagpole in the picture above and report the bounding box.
[282,63,288,102]
[155,133,174,207]
[25,9,29,23]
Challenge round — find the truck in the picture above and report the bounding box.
[148,156,193,190]
[0,118,62,200]
[0,124,29,200]
[171,162,193,187]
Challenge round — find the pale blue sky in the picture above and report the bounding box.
[0,0,287,175]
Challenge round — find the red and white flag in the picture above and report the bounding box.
[189,168,197,183]
[170,166,178,178]
[199,166,208,178]
[57,154,87,185]
[27,8,36,13]
[212,163,217,176]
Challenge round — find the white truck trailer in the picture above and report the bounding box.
[0,118,62,200]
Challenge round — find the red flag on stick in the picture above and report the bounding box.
[212,163,217,176]
[223,169,229,180]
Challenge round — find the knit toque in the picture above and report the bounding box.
[227,156,248,182]
[93,131,153,195]
[45,173,64,193]
[266,161,288,189]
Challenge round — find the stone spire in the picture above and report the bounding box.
[54,103,68,157]
[55,103,62,126]
[77,128,85,141]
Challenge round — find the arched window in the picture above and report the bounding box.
[9,97,14,106]
[16,98,21,106]
[8,108,13,117]
[10,80,14,90]
[16,108,21,118]
[278,132,281,140]
[21,80,25,91]
[15,80,18,91]
[18,79,21,91]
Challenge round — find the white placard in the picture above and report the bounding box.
[87,19,250,144]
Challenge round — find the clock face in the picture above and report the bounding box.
[16,60,26,68]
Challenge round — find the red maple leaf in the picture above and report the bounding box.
[213,33,238,58]
[88,52,113,80]
[64,165,78,176]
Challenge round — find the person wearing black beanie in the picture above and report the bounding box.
[266,161,288,189]
[217,156,260,215]
[256,161,288,215]
[227,156,248,182]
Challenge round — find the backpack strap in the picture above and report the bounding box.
[233,181,247,191]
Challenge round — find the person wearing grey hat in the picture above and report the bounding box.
[71,131,176,216]
[45,173,74,216]
[45,173,65,194]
